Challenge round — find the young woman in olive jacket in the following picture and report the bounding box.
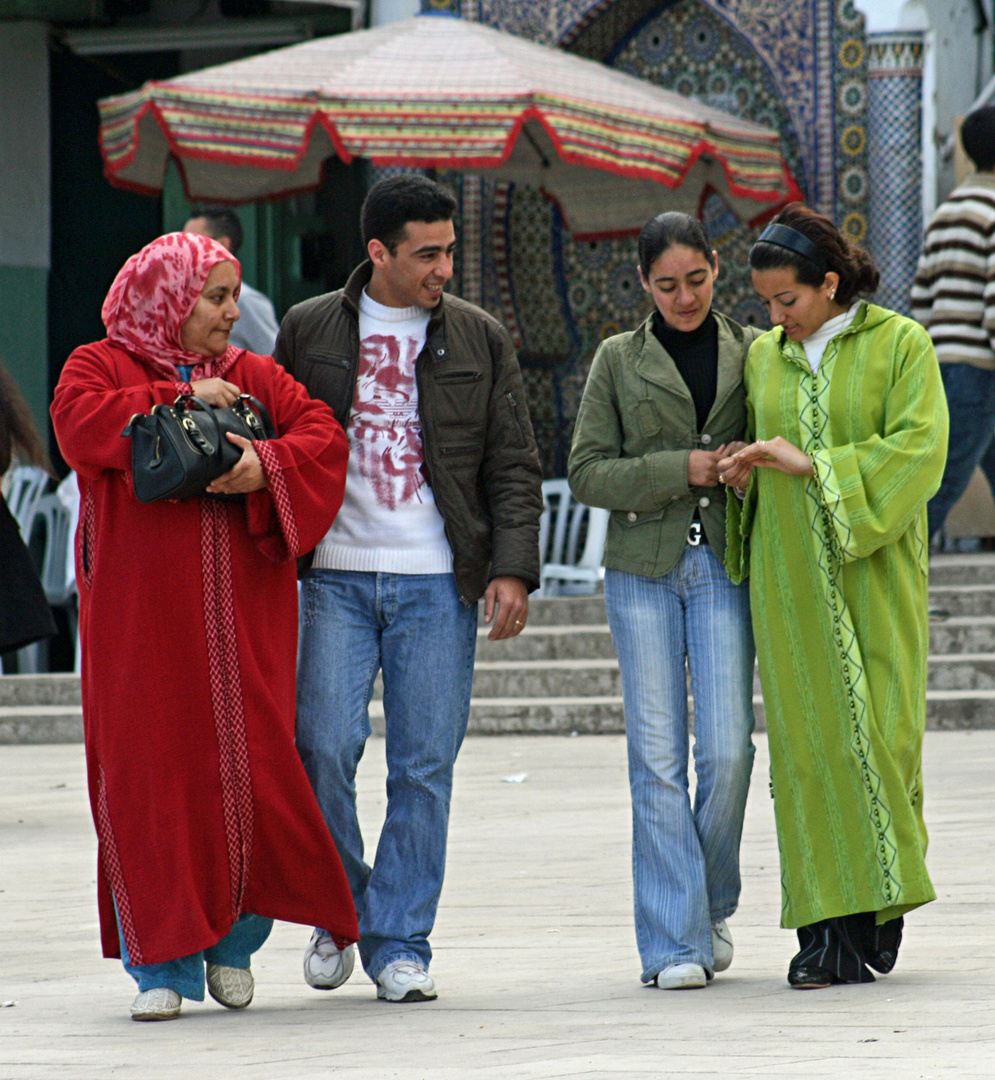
[568,213,761,991]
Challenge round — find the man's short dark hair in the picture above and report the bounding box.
[361,175,458,254]
[189,205,244,254]
[961,106,995,172]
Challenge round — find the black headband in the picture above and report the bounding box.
[756,223,827,274]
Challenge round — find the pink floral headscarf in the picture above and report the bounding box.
[101,231,242,378]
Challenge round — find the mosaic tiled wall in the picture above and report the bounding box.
[420,0,877,475]
[866,32,924,316]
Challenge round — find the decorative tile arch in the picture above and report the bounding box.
[420,0,874,475]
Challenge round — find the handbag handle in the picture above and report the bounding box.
[173,393,275,441]
[235,394,276,441]
[173,394,224,457]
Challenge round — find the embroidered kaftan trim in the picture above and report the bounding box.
[80,487,96,590]
[200,498,254,919]
[797,353,901,913]
[253,440,299,560]
[97,765,143,964]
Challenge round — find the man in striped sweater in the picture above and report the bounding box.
[911,105,995,543]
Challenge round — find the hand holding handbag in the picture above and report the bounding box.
[121,393,276,503]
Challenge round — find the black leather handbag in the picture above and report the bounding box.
[121,393,275,503]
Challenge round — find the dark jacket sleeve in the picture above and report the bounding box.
[480,320,544,592]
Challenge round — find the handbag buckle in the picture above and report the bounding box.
[179,410,213,455]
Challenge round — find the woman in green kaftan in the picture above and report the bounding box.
[718,204,948,989]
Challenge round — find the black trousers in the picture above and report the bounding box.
[791,912,904,983]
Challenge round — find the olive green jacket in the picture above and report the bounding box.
[568,311,762,578]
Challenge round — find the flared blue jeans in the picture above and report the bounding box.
[604,544,755,983]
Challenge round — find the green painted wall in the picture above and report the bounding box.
[0,265,49,435]
[0,1,92,17]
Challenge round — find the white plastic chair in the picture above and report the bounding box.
[538,478,609,596]
[5,466,52,672]
[16,488,79,675]
[55,473,81,672]
[4,464,50,540]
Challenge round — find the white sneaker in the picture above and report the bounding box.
[711,920,734,973]
[130,987,182,1021]
[206,963,254,1009]
[656,963,707,990]
[376,959,437,1002]
[303,930,355,990]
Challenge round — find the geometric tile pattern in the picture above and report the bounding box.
[866,33,925,317]
[421,0,885,474]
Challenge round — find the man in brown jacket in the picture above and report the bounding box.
[275,175,543,1003]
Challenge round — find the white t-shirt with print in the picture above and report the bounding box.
[312,289,453,574]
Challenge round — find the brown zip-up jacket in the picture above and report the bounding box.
[274,261,544,604]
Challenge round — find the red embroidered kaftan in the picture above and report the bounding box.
[52,341,358,965]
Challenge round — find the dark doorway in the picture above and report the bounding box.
[47,44,179,469]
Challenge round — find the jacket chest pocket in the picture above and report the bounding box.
[302,349,354,422]
[633,399,665,438]
[432,367,488,430]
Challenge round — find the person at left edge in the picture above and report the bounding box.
[50,232,358,1022]
[275,174,544,1003]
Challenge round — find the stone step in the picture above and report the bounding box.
[517,595,607,625]
[472,654,995,697]
[475,618,995,662]
[927,617,995,654]
[0,705,84,744]
[475,624,618,662]
[927,585,995,617]
[7,684,995,744]
[0,673,81,707]
[928,552,995,585]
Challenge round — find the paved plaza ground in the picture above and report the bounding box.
[1,732,993,1079]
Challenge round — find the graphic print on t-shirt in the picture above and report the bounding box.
[351,333,426,509]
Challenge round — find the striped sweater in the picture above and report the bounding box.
[910,172,995,369]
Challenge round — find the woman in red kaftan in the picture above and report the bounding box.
[51,232,358,1021]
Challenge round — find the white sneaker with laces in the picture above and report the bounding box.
[130,987,182,1021]
[206,963,254,1009]
[303,929,355,990]
[376,959,437,1002]
[656,962,707,990]
[711,920,734,973]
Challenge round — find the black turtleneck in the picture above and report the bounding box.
[651,309,719,432]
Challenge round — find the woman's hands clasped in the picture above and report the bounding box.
[688,442,747,486]
[188,380,268,495]
[717,436,814,487]
[191,377,240,407]
[206,433,267,496]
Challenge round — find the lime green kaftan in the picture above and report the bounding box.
[726,303,948,928]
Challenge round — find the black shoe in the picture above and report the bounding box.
[788,965,836,989]
[866,949,897,974]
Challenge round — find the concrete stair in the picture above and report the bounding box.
[5,552,995,742]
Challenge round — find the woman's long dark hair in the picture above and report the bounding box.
[749,203,879,307]
[0,361,52,477]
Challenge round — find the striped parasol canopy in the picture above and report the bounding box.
[98,13,801,239]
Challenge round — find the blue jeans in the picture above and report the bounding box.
[604,546,755,983]
[927,363,995,540]
[117,910,273,1000]
[296,569,478,981]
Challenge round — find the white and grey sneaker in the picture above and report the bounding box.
[303,930,356,990]
[656,963,707,990]
[376,959,437,1002]
[130,987,182,1021]
[711,920,734,973]
[206,963,254,1009]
